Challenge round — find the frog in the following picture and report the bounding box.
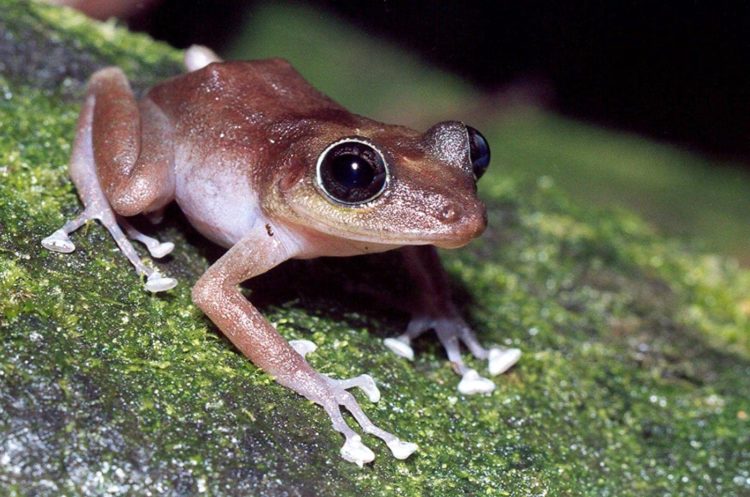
[41,45,522,466]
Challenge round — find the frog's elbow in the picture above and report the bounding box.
[192,273,222,311]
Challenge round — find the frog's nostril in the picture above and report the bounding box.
[439,203,462,223]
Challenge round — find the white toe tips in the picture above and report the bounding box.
[145,272,177,293]
[147,241,174,259]
[386,439,418,460]
[341,435,375,467]
[42,229,75,253]
[184,45,222,71]
[488,347,522,376]
[383,337,414,361]
[458,369,495,395]
[289,339,317,357]
[358,374,381,403]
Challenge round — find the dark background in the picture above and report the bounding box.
[130,0,750,163]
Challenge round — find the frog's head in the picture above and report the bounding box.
[271,118,490,251]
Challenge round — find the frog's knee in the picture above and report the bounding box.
[108,176,164,218]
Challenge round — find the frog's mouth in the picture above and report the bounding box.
[287,199,487,251]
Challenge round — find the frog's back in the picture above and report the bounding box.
[146,59,352,132]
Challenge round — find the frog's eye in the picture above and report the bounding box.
[466,126,490,180]
[316,138,389,205]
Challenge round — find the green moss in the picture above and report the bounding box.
[1,1,749,496]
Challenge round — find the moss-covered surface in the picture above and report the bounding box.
[2,1,750,496]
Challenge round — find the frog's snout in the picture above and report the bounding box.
[434,198,487,248]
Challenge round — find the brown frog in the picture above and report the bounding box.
[42,46,521,466]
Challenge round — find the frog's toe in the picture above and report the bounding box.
[331,374,380,403]
[340,435,376,467]
[488,347,522,376]
[289,339,317,357]
[457,369,495,395]
[120,218,174,259]
[386,438,419,460]
[147,241,174,259]
[184,45,223,72]
[145,271,177,292]
[383,336,415,360]
[42,229,75,253]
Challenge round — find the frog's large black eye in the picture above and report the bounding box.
[316,138,388,205]
[467,126,490,180]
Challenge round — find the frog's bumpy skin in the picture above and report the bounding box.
[385,315,522,395]
[293,340,417,466]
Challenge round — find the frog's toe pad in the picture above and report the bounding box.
[289,339,317,357]
[145,272,177,293]
[383,337,414,360]
[458,369,495,395]
[353,374,380,403]
[147,241,174,259]
[488,347,522,376]
[185,45,222,71]
[341,435,375,467]
[330,374,381,403]
[386,439,418,460]
[42,229,75,253]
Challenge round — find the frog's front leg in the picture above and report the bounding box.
[41,67,177,292]
[383,246,521,395]
[191,227,417,466]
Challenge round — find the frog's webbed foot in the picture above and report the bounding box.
[41,210,91,254]
[42,208,177,293]
[288,339,418,467]
[384,314,521,395]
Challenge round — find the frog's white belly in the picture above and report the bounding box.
[174,152,263,248]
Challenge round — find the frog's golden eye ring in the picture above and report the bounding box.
[316,137,389,205]
[466,126,490,180]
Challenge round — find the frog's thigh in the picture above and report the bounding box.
[88,68,174,217]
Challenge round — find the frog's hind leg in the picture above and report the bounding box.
[99,211,177,292]
[42,208,177,293]
[42,209,177,293]
[41,68,177,293]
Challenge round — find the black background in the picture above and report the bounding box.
[131,0,750,163]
